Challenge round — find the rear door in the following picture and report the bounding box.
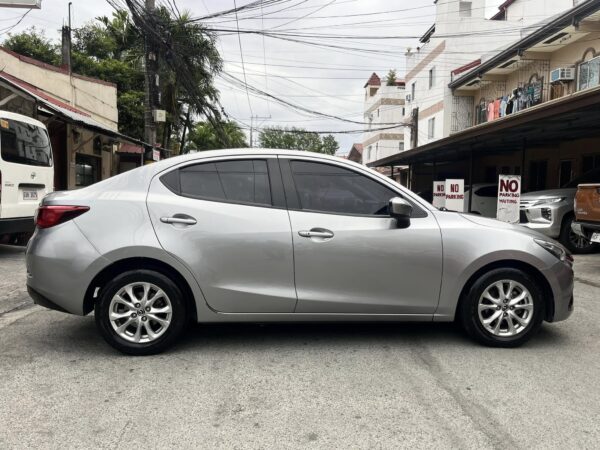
[0,117,53,219]
[280,157,443,315]
[146,156,297,313]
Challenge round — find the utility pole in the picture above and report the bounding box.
[410,107,419,150]
[144,0,158,150]
[250,115,271,148]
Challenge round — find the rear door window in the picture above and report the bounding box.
[0,118,52,167]
[165,159,273,207]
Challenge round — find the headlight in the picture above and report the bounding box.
[530,197,564,207]
[534,239,571,263]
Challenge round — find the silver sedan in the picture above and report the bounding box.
[26,150,574,355]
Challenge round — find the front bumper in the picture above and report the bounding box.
[519,207,562,238]
[572,220,600,238]
[542,260,574,322]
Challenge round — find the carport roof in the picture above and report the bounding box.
[368,85,600,167]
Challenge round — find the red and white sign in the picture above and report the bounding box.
[432,181,445,208]
[497,175,521,223]
[445,179,465,212]
[152,149,161,162]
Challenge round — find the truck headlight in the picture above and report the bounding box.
[531,197,564,207]
[534,238,572,264]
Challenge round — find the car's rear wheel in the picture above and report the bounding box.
[560,215,597,254]
[95,270,187,355]
[459,268,544,347]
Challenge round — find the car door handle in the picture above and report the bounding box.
[160,216,197,225]
[298,228,334,239]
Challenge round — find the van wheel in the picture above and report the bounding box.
[459,268,544,347]
[95,270,187,355]
[560,215,596,254]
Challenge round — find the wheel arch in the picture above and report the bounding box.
[455,259,554,322]
[83,257,198,322]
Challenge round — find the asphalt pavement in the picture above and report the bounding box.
[0,244,599,449]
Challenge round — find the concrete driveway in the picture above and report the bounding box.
[1,244,599,449]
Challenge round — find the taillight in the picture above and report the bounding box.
[36,205,89,229]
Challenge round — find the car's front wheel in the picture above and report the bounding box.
[459,268,544,347]
[95,270,187,355]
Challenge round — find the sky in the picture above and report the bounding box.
[0,0,505,154]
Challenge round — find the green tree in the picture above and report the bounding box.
[3,8,223,150]
[3,27,59,65]
[259,127,339,155]
[186,120,247,152]
[386,69,398,86]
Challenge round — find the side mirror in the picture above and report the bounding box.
[389,197,412,229]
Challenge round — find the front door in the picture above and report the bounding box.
[146,157,297,313]
[281,158,443,315]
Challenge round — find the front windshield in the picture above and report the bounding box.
[563,168,600,188]
[0,117,53,167]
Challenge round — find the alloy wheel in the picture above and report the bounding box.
[108,282,172,343]
[568,227,593,250]
[477,280,534,337]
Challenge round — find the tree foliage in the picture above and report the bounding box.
[3,27,60,65]
[259,127,339,155]
[2,8,222,150]
[386,69,398,86]
[186,120,247,152]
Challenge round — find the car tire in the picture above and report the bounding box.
[459,268,544,348]
[559,215,597,254]
[95,270,187,355]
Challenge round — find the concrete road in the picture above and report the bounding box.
[0,246,599,449]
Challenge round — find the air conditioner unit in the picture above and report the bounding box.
[406,94,412,102]
[550,67,575,83]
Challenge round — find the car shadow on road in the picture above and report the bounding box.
[36,312,571,358]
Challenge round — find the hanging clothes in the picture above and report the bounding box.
[500,96,508,117]
[493,99,501,119]
[487,101,495,122]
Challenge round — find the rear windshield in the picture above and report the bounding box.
[0,118,52,167]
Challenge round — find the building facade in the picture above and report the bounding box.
[402,0,579,152]
[370,0,600,197]
[0,47,144,190]
[362,73,405,167]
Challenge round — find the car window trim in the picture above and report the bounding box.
[278,156,428,219]
[159,156,286,210]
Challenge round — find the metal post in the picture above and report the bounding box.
[468,149,474,213]
[389,165,394,180]
[521,139,527,184]
[408,164,412,190]
[144,0,157,149]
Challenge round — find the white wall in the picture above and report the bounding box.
[0,48,118,130]
[362,83,405,165]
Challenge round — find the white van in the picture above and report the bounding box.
[0,111,54,244]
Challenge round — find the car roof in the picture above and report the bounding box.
[145,148,363,176]
[0,110,47,128]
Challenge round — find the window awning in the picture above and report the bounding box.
[368,85,600,167]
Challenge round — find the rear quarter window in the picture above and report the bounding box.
[0,118,52,167]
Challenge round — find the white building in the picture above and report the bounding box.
[402,0,579,151]
[362,73,405,167]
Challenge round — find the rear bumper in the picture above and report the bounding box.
[0,217,35,235]
[27,286,70,313]
[572,220,600,238]
[26,221,108,315]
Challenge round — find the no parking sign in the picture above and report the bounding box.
[497,175,521,223]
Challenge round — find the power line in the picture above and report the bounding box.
[233,0,254,116]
